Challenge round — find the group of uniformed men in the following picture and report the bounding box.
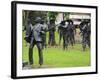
[24,17,91,68]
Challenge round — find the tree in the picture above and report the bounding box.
[22,10,29,31]
[47,12,58,22]
[63,12,70,20]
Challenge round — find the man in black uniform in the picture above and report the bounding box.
[28,17,44,67]
[58,20,68,50]
[66,20,75,46]
[79,20,91,51]
[48,19,56,46]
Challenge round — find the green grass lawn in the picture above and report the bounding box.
[22,32,91,68]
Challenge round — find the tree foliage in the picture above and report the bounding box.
[47,12,58,21]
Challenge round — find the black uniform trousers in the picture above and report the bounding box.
[29,37,43,65]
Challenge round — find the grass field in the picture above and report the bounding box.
[22,32,91,68]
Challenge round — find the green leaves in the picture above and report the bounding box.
[47,12,58,21]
